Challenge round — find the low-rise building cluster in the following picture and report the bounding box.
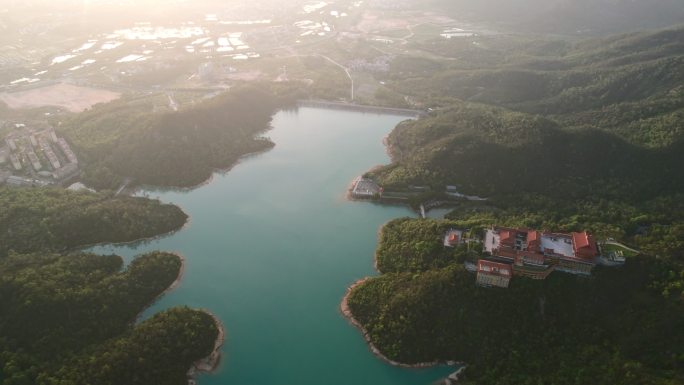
[476,226,600,288]
[438,225,616,289]
[0,127,80,187]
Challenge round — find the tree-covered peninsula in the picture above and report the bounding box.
[61,84,303,189]
[0,251,219,385]
[347,218,684,384]
[0,188,219,385]
[0,187,187,257]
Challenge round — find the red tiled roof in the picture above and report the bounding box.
[572,231,598,258]
[478,260,512,277]
[572,232,590,249]
[528,230,539,242]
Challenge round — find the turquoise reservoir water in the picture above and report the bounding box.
[91,107,453,385]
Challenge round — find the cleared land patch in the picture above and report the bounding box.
[0,83,120,112]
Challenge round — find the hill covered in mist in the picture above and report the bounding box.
[430,0,684,35]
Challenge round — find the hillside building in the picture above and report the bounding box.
[444,229,463,247]
[39,137,61,169]
[476,260,512,288]
[484,226,598,277]
[57,138,78,164]
[52,163,79,181]
[5,176,48,187]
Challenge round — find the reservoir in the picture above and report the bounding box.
[90,107,453,385]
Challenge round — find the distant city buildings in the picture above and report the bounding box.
[39,136,62,169]
[57,138,78,164]
[8,154,22,171]
[5,138,17,151]
[5,175,50,187]
[0,126,80,187]
[27,149,42,171]
[347,56,392,73]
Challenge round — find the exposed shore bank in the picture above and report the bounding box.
[187,311,226,384]
[134,251,188,324]
[126,252,226,385]
[341,279,466,383]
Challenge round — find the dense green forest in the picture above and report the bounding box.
[350,26,684,384]
[0,187,187,257]
[374,28,684,196]
[0,188,218,384]
[0,251,218,385]
[375,218,474,273]
[370,103,684,200]
[348,258,684,384]
[62,84,303,189]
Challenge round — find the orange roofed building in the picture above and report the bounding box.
[484,226,599,277]
[444,229,463,247]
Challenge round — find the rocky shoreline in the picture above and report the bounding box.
[127,252,226,385]
[187,311,226,385]
[166,252,186,293]
[133,251,187,323]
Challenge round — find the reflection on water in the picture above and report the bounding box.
[89,107,453,385]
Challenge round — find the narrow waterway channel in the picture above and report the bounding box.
[90,107,453,385]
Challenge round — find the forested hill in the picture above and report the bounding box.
[0,188,218,384]
[0,251,218,385]
[0,187,187,257]
[62,84,302,189]
[347,216,684,384]
[370,103,684,201]
[350,25,684,384]
[393,26,684,145]
[374,26,684,199]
